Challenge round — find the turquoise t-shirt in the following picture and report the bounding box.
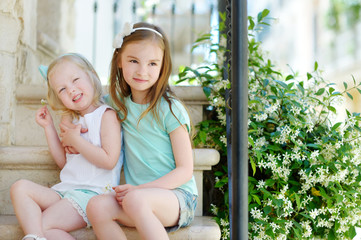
[105,95,198,196]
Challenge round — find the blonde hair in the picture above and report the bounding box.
[46,53,103,118]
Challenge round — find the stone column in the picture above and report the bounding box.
[0,0,33,145]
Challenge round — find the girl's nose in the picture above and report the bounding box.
[136,64,147,75]
[67,85,76,94]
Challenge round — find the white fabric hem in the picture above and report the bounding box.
[66,198,91,227]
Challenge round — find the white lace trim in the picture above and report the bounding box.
[66,198,90,227]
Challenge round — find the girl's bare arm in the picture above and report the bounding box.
[36,106,66,168]
[60,109,121,170]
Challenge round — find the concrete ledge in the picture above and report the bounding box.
[0,147,220,217]
[15,84,208,103]
[0,146,219,171]
[0,215,221,240]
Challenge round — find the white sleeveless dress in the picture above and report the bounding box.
[52,104,123,194]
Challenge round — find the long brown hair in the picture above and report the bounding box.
[109,22,180,125]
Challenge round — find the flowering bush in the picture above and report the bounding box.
[178,9,361,240]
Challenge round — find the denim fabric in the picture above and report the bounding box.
[166,188,198,232]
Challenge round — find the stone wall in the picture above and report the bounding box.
[0,0,75,146]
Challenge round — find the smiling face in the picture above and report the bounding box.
[48,60,97,116]
[118,40,164,104]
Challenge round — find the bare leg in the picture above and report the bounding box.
[87,193,132,240]
[42,199,87,240]
[10,179,61,237]
[122,188,179,240]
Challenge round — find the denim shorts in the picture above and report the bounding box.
[55,189,98,227]
[166,188,198,232]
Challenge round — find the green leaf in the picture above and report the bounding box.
[293,227,301,238]
[199,131,207,144]
[248,18,255,30]
[314,61,318,71]
[267,145,281,151]
[274,80,289,89]
[292,220,302,230]
[214,171,224,177]
[299,212,312,220]
[273,198,283,207]
[285,74,294,80]
[319,186,330,199]
[257,9,270,23]
[263,205,272,215]
[248,136,254,147]
[343,81,348,90]
[315,88,325,96]
[252,194,261,205]
[331,122,342,131]
[328,229,336,240]
[202,86,212,98]
[265,227,275,238]
[347,92,354,100]
[250,156,256,176]
[327,105,336,114]
[307,143,321,149]
[349,226,357,239]
[295,193,301,211]
[265,179,276,187]
[296,83,305,95]
[307,72,312,80]
[262,9,270,18]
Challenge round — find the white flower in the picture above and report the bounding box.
[309,209,319,219]
[102,183,112,193]
[256,180,266,189]
[113,22,134,48]
[250,207,262,219]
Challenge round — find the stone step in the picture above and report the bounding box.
[0,215,221,240]
[0,146,220,216]
[0,146,221,239]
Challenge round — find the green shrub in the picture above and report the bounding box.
[177,9,361,240]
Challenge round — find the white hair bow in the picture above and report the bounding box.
[113,22,134,49]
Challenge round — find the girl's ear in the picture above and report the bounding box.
[117,60,122,69]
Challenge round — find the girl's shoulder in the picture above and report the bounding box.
[159,95,183,109]
[159,96,189,119]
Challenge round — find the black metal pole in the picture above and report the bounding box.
[231,0,248,239]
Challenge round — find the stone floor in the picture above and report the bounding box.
[0,215,221,240]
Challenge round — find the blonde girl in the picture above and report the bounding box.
[82,22,198,240]
[11,53,122,240]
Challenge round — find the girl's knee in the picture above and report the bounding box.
[122,190,148,214]
[87,195,102,217]
[10,179,30,198]
[87,194,113,221]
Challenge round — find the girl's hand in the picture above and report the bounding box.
[35,106,54,128]
[113,184,138,205]
[59,123,82,149]
[60,115,88,154]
